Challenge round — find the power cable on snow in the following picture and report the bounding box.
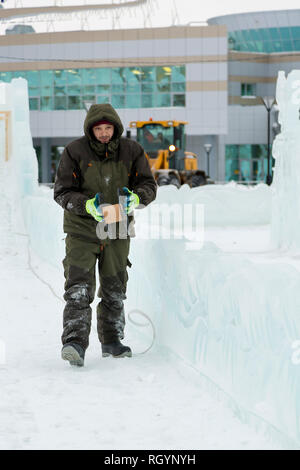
[15,232,155,356]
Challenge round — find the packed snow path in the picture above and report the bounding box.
[0,232,281,450]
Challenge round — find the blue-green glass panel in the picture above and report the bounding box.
[293,39,300,50]
[29,87,39,97]
[157,82,170,92]
[83,85,95,94]
[281,40,293,51]
[141,67,155,82]
[111,94,125,108]
[40,70,53,86]
[156,66,171,85]
[239,159,251,181]
[241,30,252,42]
[13,71,27,79]
[225,153,239,181]
[96,84,110,93]
[239,144,251,160]
[123,67,142,83]
[251,144,267,159]
[54,86,66,96]
[290,27,300,39]
[82,95,95,102]
[250,29,261,41]
[255,41,264,52]
[40,71,52,96]
[226,144,238,159]
[263,41,274,53]
[142,94,154,107]
[54,96,67,110]
[54,70,67,85]
[260,29,271,41]
[66,69,81,85]
[171,65,185,82]
[68,96,81,110]
[228,35,236,50]
[242,42,251,52]
[280,27,291,40]
[246,83,256,95]
[142,83,155,92]
[96,95,110,104]
[82,68,97,85]
[0,72,12,82]
[234,30,244,43]
[40,96,53,111]
[247,41,257,52]
[27,70,39,87]
[273,41,283,52]
[173,94,185,107]
[112,83,125,93]
[127,82,140,93]
[112,68,125,84]
[68,84,81,95]
[126,94,141,108]
[171,82,185,92]
[29,97,39,110]
[41,87,52,97]
[96,68,111,85]
[154,93,171,107]
[269,28,280,40]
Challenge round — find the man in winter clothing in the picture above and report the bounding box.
[54,103,157,366]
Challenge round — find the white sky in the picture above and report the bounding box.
[2,0,300,24]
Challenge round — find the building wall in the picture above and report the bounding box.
[0,26,228,139]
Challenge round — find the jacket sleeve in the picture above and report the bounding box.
[53,146,89,216]
[129,143,157,208]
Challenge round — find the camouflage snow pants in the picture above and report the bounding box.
[62,234,131,350]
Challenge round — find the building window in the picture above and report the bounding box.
[225,144,273,182]
[241,83,256,97]
[5,66,186,111]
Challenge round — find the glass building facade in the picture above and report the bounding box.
[228,26,300,53]
[0,65,186,111]
[225,144,273,182]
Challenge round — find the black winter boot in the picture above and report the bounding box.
[61,342,85,367]
[101,339,132,358]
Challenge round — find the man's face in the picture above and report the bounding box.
[92,123,114,143]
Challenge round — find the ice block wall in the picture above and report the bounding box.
[0,79,64,264]
[127,238,300,448]
[0,78,39,235]
[271,70,300,251]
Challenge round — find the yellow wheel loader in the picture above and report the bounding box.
[129,119,210,188]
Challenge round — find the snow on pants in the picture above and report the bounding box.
[62,234,131,350]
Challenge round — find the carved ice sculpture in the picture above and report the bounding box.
[271,70,300,252]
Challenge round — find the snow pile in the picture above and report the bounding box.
[135,182,271,229]
[271,70,300,252]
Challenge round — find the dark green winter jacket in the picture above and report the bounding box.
[54,103,157,243]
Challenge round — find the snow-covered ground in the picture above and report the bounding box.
[0,228,285,450]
